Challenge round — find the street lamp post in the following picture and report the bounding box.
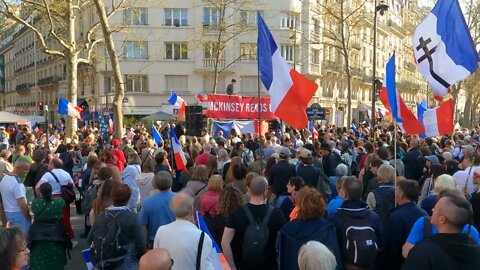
[371,0,388,137]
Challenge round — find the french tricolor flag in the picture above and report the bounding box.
[170,127,187,171]
[413,0,479,100]
[257,13,317,130]
[58,98,82,119]
[380,53,425,135]
[308,121,319,137]
[421,99,454,137]
[168,92,187,122]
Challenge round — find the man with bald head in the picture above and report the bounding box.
[403,195,480,269]
[222,176,286,270]
[0,159,31,233]
[139,248,173,270]
[153,192,215,270]
[36,157,75,240]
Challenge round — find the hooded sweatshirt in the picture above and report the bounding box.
[136,172,154,205]
[402,233,480,270]
[278,218,343,270]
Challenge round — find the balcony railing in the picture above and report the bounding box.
[38,75,62,87]
[15,83,34,94]
[322,60,343,73]
[203,58,225,68]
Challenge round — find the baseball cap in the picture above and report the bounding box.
[299,148,312,159]
[279,147,291,157]
[425,155,440,164]
[111,139,120,147]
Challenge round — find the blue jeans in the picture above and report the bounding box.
[5,211,31,236]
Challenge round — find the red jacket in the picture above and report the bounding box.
[199,190,220,217]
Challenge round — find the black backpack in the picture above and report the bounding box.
[90,210,128,269]
[372,186,396,226]
[337,211,379,268]
[316,171,332,202]
[242,205,274,265]
[81,182,101,214]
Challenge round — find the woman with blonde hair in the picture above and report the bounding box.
[420,174,457,215]
[298,241,337,270]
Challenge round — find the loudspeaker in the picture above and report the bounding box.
[185,106,204,137]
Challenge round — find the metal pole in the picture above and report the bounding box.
[45,105,49,151]
[257,60,263,173]
[371,0,378,139]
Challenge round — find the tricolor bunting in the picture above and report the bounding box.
[169,127,187,171]
[413,0,479,100]
[257,13,318,130]
[58,98,82,119]
[196,211,231,270]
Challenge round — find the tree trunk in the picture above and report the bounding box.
[93,0,125,139]
[450,82,461,122]
[65,1,77,139]
[464,91,473,128]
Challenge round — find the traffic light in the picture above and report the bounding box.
[37,102,44,112]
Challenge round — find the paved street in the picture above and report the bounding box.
[65,206,90,270]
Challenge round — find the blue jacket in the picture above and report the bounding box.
[277,218,343,270]
[329,200,384,265]
[382,202,427,270]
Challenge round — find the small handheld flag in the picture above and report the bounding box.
[168,92,187,122]
[58,98,82,119]
[152,126,163,145]
[170,127,187,171]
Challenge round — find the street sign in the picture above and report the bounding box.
[307,103,326,120]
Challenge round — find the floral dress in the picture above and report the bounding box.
[30,197,67,270]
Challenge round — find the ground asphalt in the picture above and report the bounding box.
[65,205,90,270]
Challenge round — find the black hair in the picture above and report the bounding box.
[397,179,419,201]
[39,182,53,202]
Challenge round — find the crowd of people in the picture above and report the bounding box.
[1,121,480,270]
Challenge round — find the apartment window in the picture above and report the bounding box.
[104,76,114,93]
[125,74,148,92]
[165,75,188,92]
[204,43,224,60]
[124,8,148,25]
[203,7,220,26]
[240,43,257,61]
[240,10,263,26]
[280,45,294,62]
[311,49,320,64]
[280,13,297,29]
[165,9,188,26]
[313,18,320,33]
[240,76,265,93]
[165,43,188,60]
[203,75,225,93]
[124,41,148,59]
